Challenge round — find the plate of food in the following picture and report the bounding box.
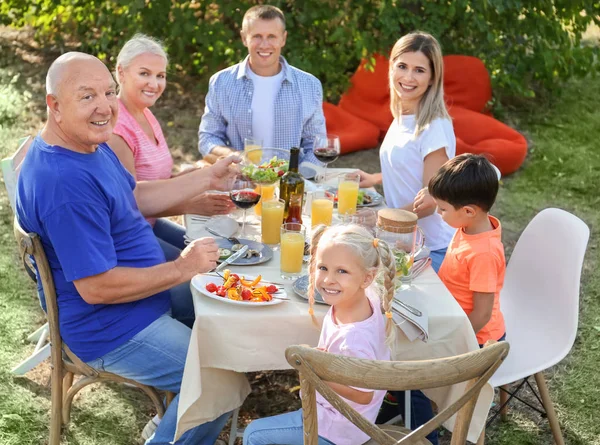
[292,275,329,305]
[192,271,285,306]
[326,187,384,207]
[242,148,290,185]
[215,239,273,265]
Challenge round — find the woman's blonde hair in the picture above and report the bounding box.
[115,34,168,85]
[389,31,450,136]
[308,224,397,348]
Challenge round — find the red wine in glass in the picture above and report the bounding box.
[314,148,339,164]
[229,176,260,239]
[231,190,261,209]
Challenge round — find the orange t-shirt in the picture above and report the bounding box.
[438,215,506,344]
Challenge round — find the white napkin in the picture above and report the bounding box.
[391,287,429,342]
[185,215,239,241]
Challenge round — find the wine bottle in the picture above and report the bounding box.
[280,147,304,218]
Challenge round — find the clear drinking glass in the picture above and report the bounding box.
[337,172,360,216]
[261,199,285,246]
[280,223,306,279]
[229,174,260,239]
[244,138,263,164]
[313,134,341,184]
[311,190,335,227]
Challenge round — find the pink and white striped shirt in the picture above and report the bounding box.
[113,99,174,226]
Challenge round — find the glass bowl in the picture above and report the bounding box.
[241,147,291,185]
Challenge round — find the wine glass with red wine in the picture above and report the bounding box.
[229,174,261,239]
[313,134,341,184]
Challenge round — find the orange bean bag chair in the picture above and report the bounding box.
[323,102,380,154]
[449,106,528,175]
[443,55,493,113]
[337,54,393,135]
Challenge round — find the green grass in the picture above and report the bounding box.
[1,29,599,444]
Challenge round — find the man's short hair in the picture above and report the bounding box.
[242,5,285,33]
[428,154,499,212]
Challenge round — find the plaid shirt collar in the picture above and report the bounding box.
[236,55,294,84]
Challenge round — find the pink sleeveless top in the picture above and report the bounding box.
[113,99,174,225]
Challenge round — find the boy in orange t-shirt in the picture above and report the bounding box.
[429,154,506,346]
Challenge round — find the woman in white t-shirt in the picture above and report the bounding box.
[358,32,456,273]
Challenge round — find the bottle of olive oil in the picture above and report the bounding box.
[280,147,304,218]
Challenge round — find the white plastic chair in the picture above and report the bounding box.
[1,136,51,375]
[487,208,590,445]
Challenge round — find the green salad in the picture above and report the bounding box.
[242,156,289,184]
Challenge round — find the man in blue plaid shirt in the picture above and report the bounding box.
[198,5,326,165]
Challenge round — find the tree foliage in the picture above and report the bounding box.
[2,0,598,102]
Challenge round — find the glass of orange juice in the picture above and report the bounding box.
[261,199,285,246]
[311,190,334,227]
[337,172,360,216]
[280,223,306,279]
[244,137,263,164]
[254,183,276,216]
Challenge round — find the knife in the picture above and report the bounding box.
[215,245,249,272]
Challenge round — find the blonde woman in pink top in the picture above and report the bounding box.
[108,35,234,261]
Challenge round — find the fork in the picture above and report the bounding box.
[205,227,241,245]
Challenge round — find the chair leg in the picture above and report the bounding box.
[62,371,74,421]
[499,385,509,421]
[229,408,240,445]
[534,372,565,445]
[49,365,63,445]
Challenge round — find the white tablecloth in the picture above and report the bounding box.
[175,174,492,443]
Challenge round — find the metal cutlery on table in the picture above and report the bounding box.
[392,297,423,318]
[205,226,241,245]
[214,245,249,272]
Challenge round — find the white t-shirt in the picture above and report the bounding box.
[247,66,284,148]
[380,115,456,251]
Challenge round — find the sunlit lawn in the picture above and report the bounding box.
[1,28,599,444]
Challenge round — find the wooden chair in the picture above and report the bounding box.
[14,217,166,445]
[285,341,509,445]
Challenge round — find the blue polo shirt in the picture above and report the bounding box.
[16,136,170,361]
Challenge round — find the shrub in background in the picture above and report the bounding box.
[1,0,598,103]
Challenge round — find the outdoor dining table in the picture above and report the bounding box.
[174,170,493,443]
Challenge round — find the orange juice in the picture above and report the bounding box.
[337,180,359,215]
[254,183,276,216]
[261,199,285,245]
[311,198,334,226]
[280,231,305,276]
[245,145,263,164]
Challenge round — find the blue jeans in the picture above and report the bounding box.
[153,218,187,262]
[244,409,335,445]
[86,310,230,444]
[430,248,447,273]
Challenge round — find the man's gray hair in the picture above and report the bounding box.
[115,34,168,84]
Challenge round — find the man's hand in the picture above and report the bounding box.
[188,192,235,216]
[208,155,241,191]
[173,237,219,281]
[413,187,437,218]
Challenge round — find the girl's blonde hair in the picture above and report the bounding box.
[115,34,168,85]
[389,31,450,136]
[308,224,397,348]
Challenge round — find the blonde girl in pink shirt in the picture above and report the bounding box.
[244,224,396,445]
[108,35,234,261]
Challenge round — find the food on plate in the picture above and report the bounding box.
[218,248,232,260]
[242,156,289,184]
[231,244,261,259]
[204,269,279,302]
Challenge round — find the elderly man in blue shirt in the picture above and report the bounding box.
[198,4,326,165]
